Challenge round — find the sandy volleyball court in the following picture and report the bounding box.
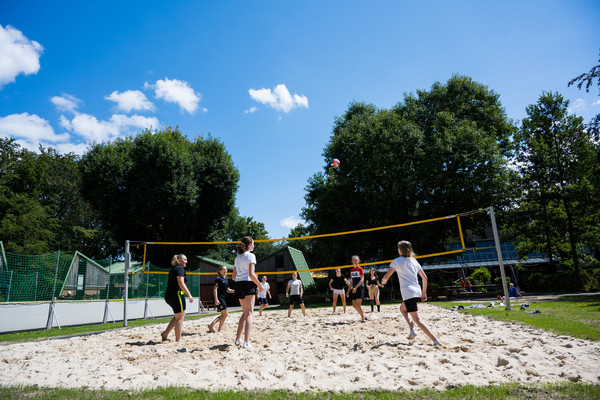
[1,304,599,392]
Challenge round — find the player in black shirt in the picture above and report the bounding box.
[161,254,193,342]
[208,265,235,333]
[329,268,350,314]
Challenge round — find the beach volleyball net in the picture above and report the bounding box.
[0,208,492,305]
[136,208,491,277]
[0,208,510,330]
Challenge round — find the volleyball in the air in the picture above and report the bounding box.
[331,158,340,168]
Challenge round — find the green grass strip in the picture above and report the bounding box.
[1,382,599,399]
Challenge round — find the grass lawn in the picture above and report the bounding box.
[1,383,599,400]
[429,294,600,342]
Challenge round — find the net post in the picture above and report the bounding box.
[46,250,61,330]
[45,299,61,330]
[103,256,115,324]
[7,270,12,302]
[124,240,130,327]
[489,206,511,310]
[34,271,38,301]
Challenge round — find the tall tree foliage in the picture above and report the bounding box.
[0,138,53,254]
[79,128,239,264]
[0,138,107,255]
[509,92,598,287]
[203,208,280,264]
[568,49,600,138]
[302,75,516,267]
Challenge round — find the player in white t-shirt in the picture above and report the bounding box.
[381,240,441,346]
[286,272,307,317]
[232,236,265,349]
[257,275,271,316]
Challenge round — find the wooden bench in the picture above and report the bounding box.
[427,287,453,300]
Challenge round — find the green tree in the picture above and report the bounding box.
[205,208,280,264]
[0,138,105,255]
[568,49,600,138]
[469,267,491,285]
[509,92,598,288]
[286,223,312,260]
[36,147,113,257]
[79,127,240,264]
[302,75,516,267]
[0,193,56,254]
[568,50,600,267]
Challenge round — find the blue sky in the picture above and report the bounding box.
[1,1,599,240]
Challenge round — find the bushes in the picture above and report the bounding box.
[469,267,492,285]
[527,269,596,292]
[303,278,330,296]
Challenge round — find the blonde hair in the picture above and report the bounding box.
[352,255,360,263]
[171,254,185,266]
[397,241,415,257]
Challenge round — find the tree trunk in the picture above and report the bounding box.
[563,199,581,289]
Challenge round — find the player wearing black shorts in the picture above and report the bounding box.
[286,272,307,317]
[161,254,193,342]
[208,266,235,333]
[349,255,367,322]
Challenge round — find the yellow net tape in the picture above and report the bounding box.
[138,209,486,275]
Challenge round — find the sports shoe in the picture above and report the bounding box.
[407,330,417,339]
[433,339,442,346]
[234,339,241,346]
[243,342,252,349]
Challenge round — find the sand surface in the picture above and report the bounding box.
[1,304,599,392]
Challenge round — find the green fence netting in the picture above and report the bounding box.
[0,242,169,303]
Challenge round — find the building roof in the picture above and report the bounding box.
[287,247,315,286]
[421,240,549,271]
[99,261,146,274]
[196,256,235,271]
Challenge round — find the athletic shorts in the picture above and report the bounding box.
[235,280,257,299]
[350,286,364,301]
[368,285,379,298]
[258,297,268,305]
[217,295,227,311]
[403,297,419,313]
[333,288,345,295]
[165,291,186,314]
[290,294,304,306]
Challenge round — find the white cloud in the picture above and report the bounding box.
[0,113,70,151]
[244,106,258,114]
[280,215,305,229]
[248,84,308,113]
[51,94,82,113]
[568,98,586,114]
[145,78,202,114]
[64,113,159,143]
[54,141,89,155]
[593,99,600,106]
[0,25,43,87]
[105,90,155,113]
